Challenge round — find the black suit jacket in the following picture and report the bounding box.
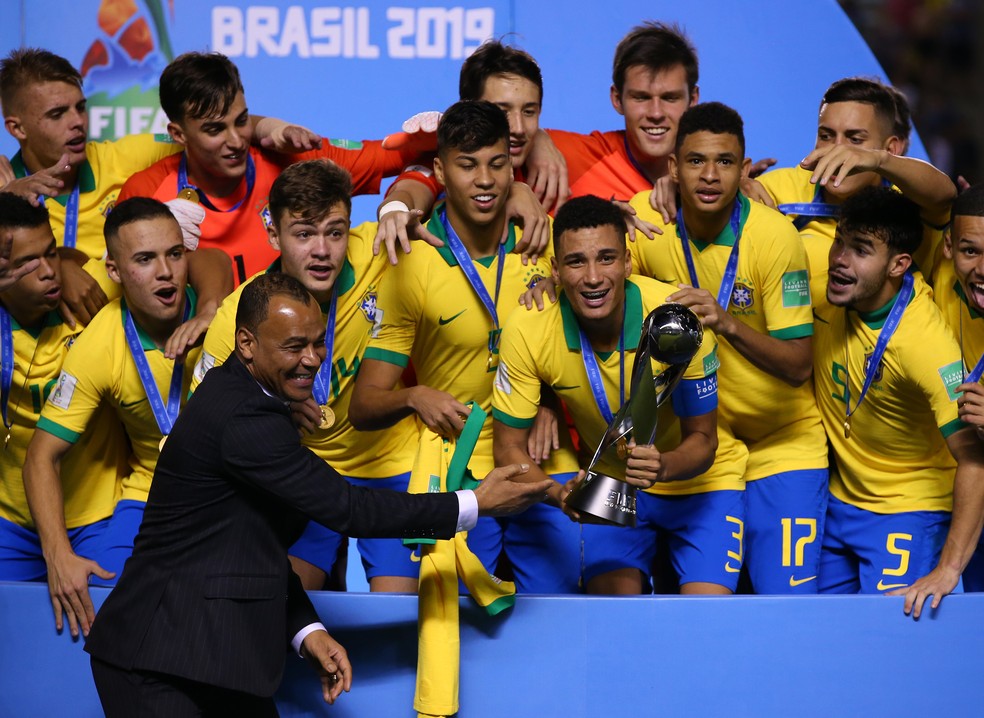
[85,358,458,696]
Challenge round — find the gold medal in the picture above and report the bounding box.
[159,435,168,452]
[319,405,335,430]
[843,421,851,440]
[616,437,629,460]
[177,188,199,203]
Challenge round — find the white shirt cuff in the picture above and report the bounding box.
[455,489,478,532]
[291,622,326,656]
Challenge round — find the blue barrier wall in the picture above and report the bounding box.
[3,581,983,717]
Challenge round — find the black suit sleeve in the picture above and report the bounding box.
[220,395,459,540]
[285,562,320,647]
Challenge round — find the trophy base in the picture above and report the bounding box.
[565,470,637,527]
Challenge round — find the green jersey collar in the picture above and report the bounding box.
[857,281,915,330]
[427,201,517,268]
[11,150,96,203]
[6,309,63,338]
[676,192,751,252]
[560,279,643,352]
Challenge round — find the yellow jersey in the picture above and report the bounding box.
[37,289,200,503]
[492,276,747,495]
[191,222,418,479]
[364,204,578,478]
[813,275,964,513]
[1,310,124,528]
[10,134,180,262]
[628,191,828,481]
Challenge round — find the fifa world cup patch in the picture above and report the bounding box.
[730,283,754,310]
[494,360,511,395]
[48,371,77,409]
[781,270,811,307]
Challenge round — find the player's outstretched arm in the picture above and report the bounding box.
[668,284,812,386]
[350,357,471,437]
[23,430,114,638]
[891,426,984,618]
[493,420,564,506]
[473,463,554,517]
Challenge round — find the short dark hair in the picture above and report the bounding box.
[437,100,509,157]
[269,160,353,230]
[0,48,82,115]
[951,183,984,219]
[886,84,912,149]
[552,195,627,257]
[838,187,922,256]
[612,22,698,95]
[459,40,543,103]
[820,77,898,139]
[237,272,314,336]
[675,102,745,155]
[0,191,50,232]
[104,197,179,257]
[159,52,244,123]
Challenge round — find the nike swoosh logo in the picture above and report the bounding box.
[438,310,466,325]
[724,563,740,574]
[120,398,147,409]
[812,310,829,325]
[876,579,907,591]
[788,575,817,587]
[551,384,581,391]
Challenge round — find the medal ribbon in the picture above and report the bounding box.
[439,210,506,359]
[176,152,256,213]
[123,298,192,436]
[678,199,743,311]
[965,349,984,384]
[845,271,914,423]
[578,324,625,425]
[311,291,338,406]
[778,184,839,230]
[0,307,12,433]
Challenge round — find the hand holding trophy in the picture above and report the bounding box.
[564,303,704,527]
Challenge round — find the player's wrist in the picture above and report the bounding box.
[378,200,410,220]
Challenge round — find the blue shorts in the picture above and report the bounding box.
[466,472,582,594]
[89,500,146,587]
[819,494,954,594]
[0,515,110,581]
[289,473,420,580]
[582,489,745,592]
[743,469,828,594]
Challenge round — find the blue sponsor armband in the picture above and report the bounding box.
[670,374,718,418]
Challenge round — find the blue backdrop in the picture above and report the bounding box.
[1,0,923,219]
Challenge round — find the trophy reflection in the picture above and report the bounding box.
[564,303,704,527]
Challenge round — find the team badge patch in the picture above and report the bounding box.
[259,203,273,230]
[48,371,77,409]
[525,269,547,291]
[863,353,885,383]
[730,283,754,309]
[360,291,378,323]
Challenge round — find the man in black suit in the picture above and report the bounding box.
[85,272,552,717]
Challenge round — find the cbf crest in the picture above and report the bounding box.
[730,283,754,310]
[524,267,548,291]
[360,290,378,323]
[863,353,884,383]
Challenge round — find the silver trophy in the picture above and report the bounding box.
[565,303,704,527]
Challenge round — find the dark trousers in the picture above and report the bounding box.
[91,656,279,718]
